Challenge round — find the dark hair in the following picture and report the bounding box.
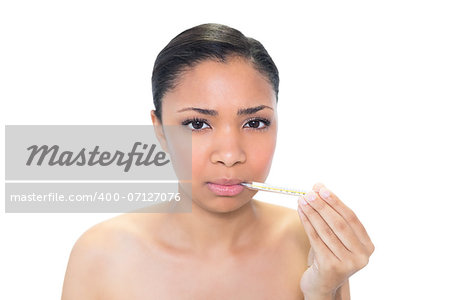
[151,23,279,122]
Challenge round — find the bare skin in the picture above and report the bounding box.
[62,201,311,299]
[62,57,355,299]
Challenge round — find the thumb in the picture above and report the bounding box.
[307,247,320,272]
[307,247,315,267]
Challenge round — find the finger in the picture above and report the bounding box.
[297,204,340,264]
[317,185,374,253]
[303,190,366,255]
[313,182,325,193]
[299,194,348,260]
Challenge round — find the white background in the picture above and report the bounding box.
[1,1,449,299]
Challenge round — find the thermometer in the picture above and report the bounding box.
[240,181,308,196]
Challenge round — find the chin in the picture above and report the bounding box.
[193,190,253,214]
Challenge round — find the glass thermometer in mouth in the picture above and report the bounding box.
[240,181,308,196]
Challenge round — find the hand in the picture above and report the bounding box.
[297,183,375,298]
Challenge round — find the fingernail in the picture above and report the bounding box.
[299,195,308,206]
[319,187,331,199]
[305,191,317,202]
[312,182,324,192]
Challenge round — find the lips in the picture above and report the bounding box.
[206,178,246,196]
[208,178,244,185]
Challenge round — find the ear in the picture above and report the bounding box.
[150,110,169,153]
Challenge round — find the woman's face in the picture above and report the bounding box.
[152,57,278,213]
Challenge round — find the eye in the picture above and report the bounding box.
[243,118,271,130]
[181,118,211,131]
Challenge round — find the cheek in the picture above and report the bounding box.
[246,137,276,176]
[191,146,209,179]
[162,128,194,182]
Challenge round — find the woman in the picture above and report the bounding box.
[62,23,374,299]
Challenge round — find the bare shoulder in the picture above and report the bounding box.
[61,213,155,299]
[255,199,311,252]
[253,199,311,292]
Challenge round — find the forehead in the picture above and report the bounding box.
[163,57,276,110]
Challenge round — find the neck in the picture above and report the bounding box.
[158,185,262,257]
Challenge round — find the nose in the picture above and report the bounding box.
[210,127,246,167]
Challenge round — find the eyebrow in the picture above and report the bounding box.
[177,105,273,116]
